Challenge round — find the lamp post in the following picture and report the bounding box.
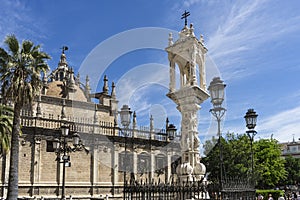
[244,109,258,178]
[208,77,226,199]
[119,105,132,184]
[166,123,177,181]
[166,123,177,141]
[53,124,83,200]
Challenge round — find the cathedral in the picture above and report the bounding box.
[0,19,208,199]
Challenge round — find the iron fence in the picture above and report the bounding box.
[124,177,256,200]
[124,178,210,200]
[221,177,256,200]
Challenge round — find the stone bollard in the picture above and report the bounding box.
[69,195,73,200]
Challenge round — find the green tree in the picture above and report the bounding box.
[202,136,222,183]
[203,136,218,157]
[224,133,252,178]
[255,138,287,189]
[283,155,300,185]
[0,104,13,154]
[203,134,287,189]
[0,35,50,199]
[203,133,253,181]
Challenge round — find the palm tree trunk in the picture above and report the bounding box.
[7,103,21,200]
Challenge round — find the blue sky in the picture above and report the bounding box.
[1,0,300,144]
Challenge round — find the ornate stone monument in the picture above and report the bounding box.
[166,16,209,183]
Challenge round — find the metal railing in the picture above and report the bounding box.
[124,177,210,200]
[123,176,256,200]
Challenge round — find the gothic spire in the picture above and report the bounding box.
[150,115,154,131]
[68,68,76,91]
[133,111,137,129]
[103,75,109,95]
[59,46,68,67]
[36,94,42,118]
[111,82,116,99]
[85,75,91,99]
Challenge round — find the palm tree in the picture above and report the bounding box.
[0,35,50,199]
[0,104,13,154]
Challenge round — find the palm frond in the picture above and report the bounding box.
[4,35,19,56]
[21,40,34,54]
[0,35,51,106]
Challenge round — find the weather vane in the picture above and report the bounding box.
[181,10,190,26]
[61,46,69,54]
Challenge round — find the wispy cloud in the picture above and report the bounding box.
[116,63,169,105]
[177,0,300,80]
[258,106,300,142]
[183,0,202,8]
[217,104,300,143]
[0,0,46,43]
[168,0,300,144]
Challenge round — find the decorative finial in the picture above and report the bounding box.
[86,75,90,86]
[68,69,76,91]
[59,46,68,67]
[150,115,154,131]
[111,82,116,99]
[85,75,91,100]
[293,134,295,143]
[42,73,48,95]
[61,46,68,54]
[181,10,190,27]
[103,75,108,95]
[166,117,169,130]
[200,35,204,43]
[168,33,173,46]
[36,94,42,118]
[133,111,137,129]
[189,23,195,36]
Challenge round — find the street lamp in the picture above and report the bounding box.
[208,77,226,199]
[53,123,85,200]
[119,105,132,184]
[120,105,132,128]
[244,108,258,177]
[208,77,227,136]
[167,123,177,141]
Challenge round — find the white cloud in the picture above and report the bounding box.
[0,0,46,43]
[258,106,300,142]
[183,0,202,8]
[180,0,300,80]
[217,105,300,143]
[116,63,169,105]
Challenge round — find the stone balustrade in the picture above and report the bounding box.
[20,113,173,142]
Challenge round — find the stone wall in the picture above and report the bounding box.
[0,114,180,198]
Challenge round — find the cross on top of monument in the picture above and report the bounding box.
[181,10,190,26]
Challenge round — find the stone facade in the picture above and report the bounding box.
[0,50,180,199]
[281,137,300,158]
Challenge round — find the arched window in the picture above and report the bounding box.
[155,154,167,175]
[137,153,150,175]
[171,155,181,174]
[59,72,64,81]
[118,151,133,173]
